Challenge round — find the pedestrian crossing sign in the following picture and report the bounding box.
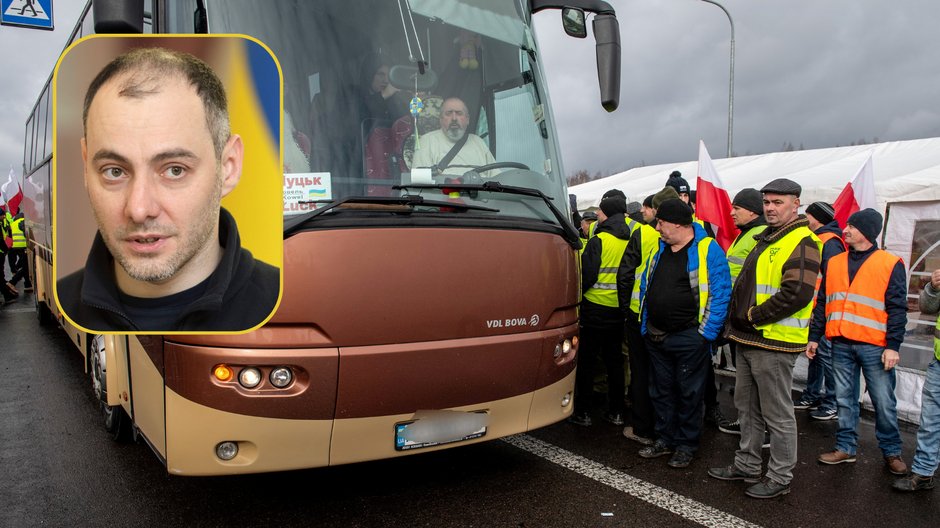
[1,0,53,31]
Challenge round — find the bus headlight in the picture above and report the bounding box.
[238,367,262,388]
[216,441,239,461]
[270,367,293,388]
[554,338,573,358]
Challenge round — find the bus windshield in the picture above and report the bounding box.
[198,0,567,229]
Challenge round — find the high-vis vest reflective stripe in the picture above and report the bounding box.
[583,231,629,308]
[629,223,660,317]
[9,215,25,249]
[817,231,847,251]
[824,250,900,347]
[727,224,767,284]
[689,237,714,323]
[753,227,821,344]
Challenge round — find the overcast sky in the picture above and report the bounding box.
[533,0,940,175]
[2,1,939,180]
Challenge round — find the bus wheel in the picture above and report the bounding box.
[35,295,53,326]
[89,335,131,441]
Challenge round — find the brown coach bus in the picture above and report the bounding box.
[23,0,620,475]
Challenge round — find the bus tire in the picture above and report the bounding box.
[89,335,132,442]
[35,296,53,327]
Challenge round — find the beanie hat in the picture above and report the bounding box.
[665,170,691,194]
[599,197,627,217]
[732,188,763,215]
[642,194,654,208]
[625,201,642,216]
[656,198,693,225]
[602,188,627,200]
[805,201,835,225]
[652,186,680,210]
[847,208,883,244]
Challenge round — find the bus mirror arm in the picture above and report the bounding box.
[593,13,621,112]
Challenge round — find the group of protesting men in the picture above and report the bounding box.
[0,205,30,304]
[571,171,940,499]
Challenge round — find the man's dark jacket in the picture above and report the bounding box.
[57,208,280,332]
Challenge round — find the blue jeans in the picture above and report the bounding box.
[912,358,940,476]
[831,340,902,457]
[800,336,837,411]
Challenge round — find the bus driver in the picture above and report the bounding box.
[57,47,279,332]
[411,96,496,176]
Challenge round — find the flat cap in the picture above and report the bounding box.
[760,178,801,197]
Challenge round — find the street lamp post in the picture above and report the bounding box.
[699,0,734,158]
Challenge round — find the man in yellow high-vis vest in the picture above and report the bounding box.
[569,196,633,427]
[6,209,32,293]
[893,267,940,492]
[707,178,821,500]
[811,208,908,476]
[633,198,731,469]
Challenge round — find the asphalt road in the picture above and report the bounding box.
[1,291,937,527]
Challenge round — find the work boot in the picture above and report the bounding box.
[567,412,592,427]
[885,456,908,476]
[707,464,761,483]
[892,473,935,492]
[745,477,790,499]
[818,450,856,465]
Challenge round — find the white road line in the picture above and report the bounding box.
[503,434,762,528]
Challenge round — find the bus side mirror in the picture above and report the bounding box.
[93,0,144,34]
[593,13,621,112]
[561,8,587,38]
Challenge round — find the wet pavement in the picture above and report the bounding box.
[1,290,937,527]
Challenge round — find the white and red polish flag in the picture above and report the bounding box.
[833,153,876,228]
[695,140,738,250]
[1,166,23,215]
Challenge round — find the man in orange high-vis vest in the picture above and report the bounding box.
[809,208,909,476]
[794,201,847,420]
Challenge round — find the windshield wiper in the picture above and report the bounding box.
[394,181,581,247]
[283,195,500,236]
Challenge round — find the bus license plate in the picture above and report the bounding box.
[395,410,488,451]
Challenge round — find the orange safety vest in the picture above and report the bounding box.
[817,232,847,252]
[824,250,901,347]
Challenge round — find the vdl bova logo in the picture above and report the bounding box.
[486,314,540,329]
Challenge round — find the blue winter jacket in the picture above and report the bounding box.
[639,223,732,342]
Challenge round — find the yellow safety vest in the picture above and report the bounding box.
[689,237,715,322]
[583,231,630,308]
[9,214,25,249]
[752,226,821,344]
[727,225,767,284]
[629,224,661,317]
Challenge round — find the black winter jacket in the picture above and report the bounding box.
[57,208,280,332]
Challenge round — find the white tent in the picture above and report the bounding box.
[571,137,940,423]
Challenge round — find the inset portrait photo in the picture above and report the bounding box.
[53,35,283,334]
